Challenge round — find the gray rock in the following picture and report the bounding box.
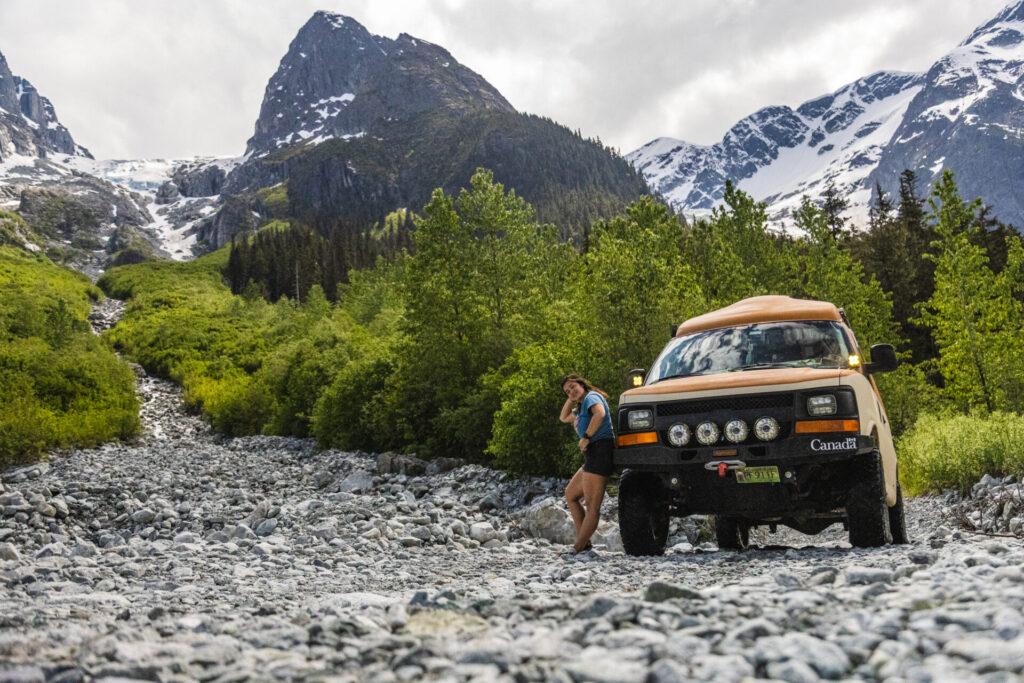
[232,524,257,540]
[766,658,820,683]
[844,566,893,585]
[644,581,703,602]
[338,470,375,493]
[468,522,497,543]
[0,542,20,561]
[132,508,156,524]
[518,498,575,545]
[648,658,690,683]
[754,633,851,679]
[255,518,279,536]
[377,452,428,476]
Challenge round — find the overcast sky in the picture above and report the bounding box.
[0,0,1011,159]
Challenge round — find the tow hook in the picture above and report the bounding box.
[705,460,746,478]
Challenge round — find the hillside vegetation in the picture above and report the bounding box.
[0,247,139,466]
[95,167,1024,492]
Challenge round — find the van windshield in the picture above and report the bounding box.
[646,321,856,383]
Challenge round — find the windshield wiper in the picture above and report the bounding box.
[726,362,799,372]
[651,373,694,383]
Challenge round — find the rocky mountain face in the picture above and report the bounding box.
[245,11,514,157]
[631,0,1024,229]
[0,50,165,275]
[0,50,90,160]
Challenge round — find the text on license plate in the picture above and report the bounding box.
[736,466,780,484]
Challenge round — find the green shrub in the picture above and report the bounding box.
[0,247,139,467]
[312,349,397,452]
[876,362,947,438]
[899,411,1024,495]
[488,340,589,477]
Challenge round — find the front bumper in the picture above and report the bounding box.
[614,434,875,519]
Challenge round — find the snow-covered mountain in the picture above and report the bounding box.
[630,1,1024,229]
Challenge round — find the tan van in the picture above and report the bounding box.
[614,295,906,553]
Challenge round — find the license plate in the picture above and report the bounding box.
[736,466,780,484]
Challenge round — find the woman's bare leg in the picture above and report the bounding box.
[564,468,585,531]
[573,472,607,551]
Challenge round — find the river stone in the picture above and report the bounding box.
[753,632,851,679]
[255,518,278,536]
[517,498,575,545]
[469,522,497,543]
[338,470,375,493]
[844,566,893,585]
[644,581,703,603]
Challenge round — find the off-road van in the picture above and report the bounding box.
[614,295,906,554]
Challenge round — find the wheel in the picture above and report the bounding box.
[618,470,669,556]
[889,481,909,544]
[715,516,750,550]
[846,450,892,548]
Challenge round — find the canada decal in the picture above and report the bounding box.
[810,437,858,452]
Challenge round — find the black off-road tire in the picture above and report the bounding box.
[847,450,892,548]
[715,516,750,550]
[889,481,909,544]
[618,470,669,556]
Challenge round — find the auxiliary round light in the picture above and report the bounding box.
[724,419,749,443]
[667,423,691,447]
[754,416,780,441]
[695,421,719,445]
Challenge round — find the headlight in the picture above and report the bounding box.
[724,419,748,443]
[695,421,719,445]
[754,416,780,441]
[667,423,690,447]
[627,409,653,430]
[807,395,837,416]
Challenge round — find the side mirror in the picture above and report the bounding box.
[863,344,898,374]
[627,368,646,388]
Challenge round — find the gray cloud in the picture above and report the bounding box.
[0,0,1009,159]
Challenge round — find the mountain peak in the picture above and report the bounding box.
[0,48,90,160]
[962,0,1024,46]
[245,12,514,156]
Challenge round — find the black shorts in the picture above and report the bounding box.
[583,438,614,477]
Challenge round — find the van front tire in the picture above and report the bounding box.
[618,470,669,556]
[847,450,892,548]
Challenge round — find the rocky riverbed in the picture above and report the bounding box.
[2,304,1024,681]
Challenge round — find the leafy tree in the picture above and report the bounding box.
[686,181,797,309]
[919,170,1024,411]
[397,168,571,457]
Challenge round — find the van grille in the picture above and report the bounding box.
[656,393,792,417]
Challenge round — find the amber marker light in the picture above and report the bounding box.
[848,354,861,367]
[617,432,658,446]
[795,419,860,433]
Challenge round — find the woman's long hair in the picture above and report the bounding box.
[560,374,609,399]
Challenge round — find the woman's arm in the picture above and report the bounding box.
[578,401,606,443]
[559,398,576,423]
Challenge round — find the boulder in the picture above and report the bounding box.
[377,452,427,476]
[517,498,575,545]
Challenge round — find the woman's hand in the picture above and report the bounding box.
[578,436,589,452]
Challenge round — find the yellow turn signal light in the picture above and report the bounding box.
[795,419,860,433]
[617,432,658,447]
[848,354,861,367]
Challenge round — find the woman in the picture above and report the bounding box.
[558,374,615,554]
